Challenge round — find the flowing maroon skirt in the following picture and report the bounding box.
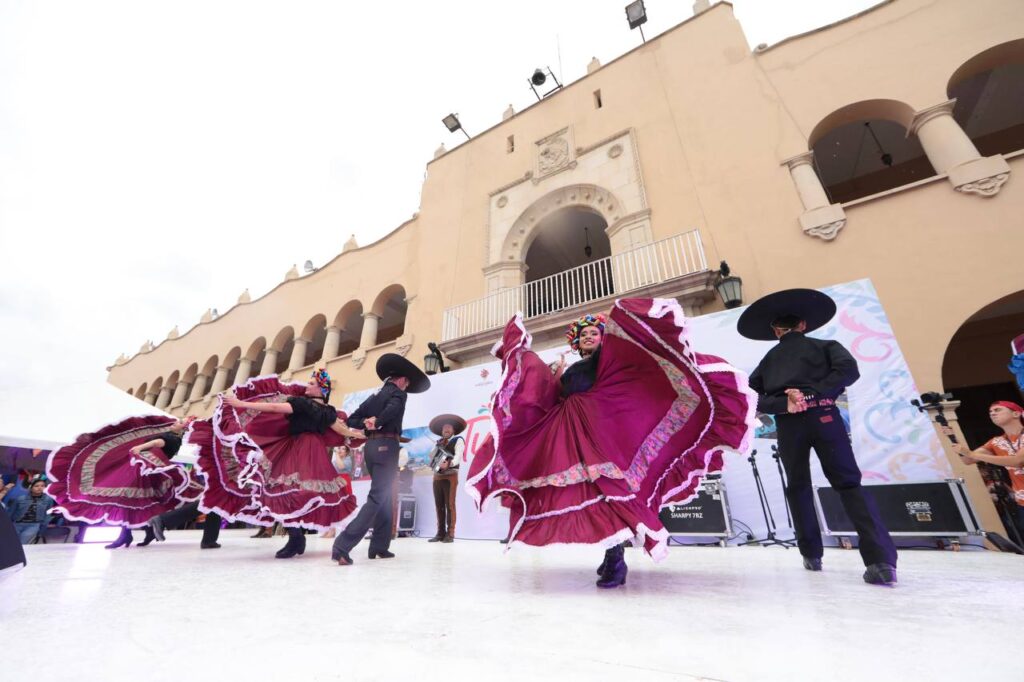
[46,415,198,528]
[466,298,756,561]
[187,376,360,532]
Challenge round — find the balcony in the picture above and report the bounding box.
[439,229,716,362]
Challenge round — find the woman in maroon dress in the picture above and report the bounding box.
[467,298,756,588]
[206,368,364,558]
[46,416,203,549]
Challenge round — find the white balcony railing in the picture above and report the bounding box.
[441,229,708,342]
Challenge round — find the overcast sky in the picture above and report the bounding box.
[0,0,877,392]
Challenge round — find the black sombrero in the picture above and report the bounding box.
[737,288,837,341]
[376,353,431,394]
[429,414,467,437]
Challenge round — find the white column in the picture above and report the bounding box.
[209,365,230,395]
[322,326,341,361]
[909,100,1010,196]
[260,349,279,376]
[144,391,158,406]
[155,386,173,410]
[781,151,847,241]
[234,358,253,386]
[289,338,310,371]
[360,313,381,349]
[189,374,209,401]
[170,381,191,407]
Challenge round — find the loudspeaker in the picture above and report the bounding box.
[397,494,416,532]
[659,479,731,538]
[813,478,983,537]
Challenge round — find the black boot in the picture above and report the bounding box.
[139,526,157,547]
[596,545,627,589]
[105,527,133,550]
[597,547,614,575]
[863,563,897,586]
[275,528,305,559]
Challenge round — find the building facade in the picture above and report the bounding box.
[107,0,1024,532]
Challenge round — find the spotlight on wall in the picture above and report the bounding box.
[442,113,471,140]
[303,260,318,274]
[625,0,648,42]
[424,341,450,376]
[528,67,563,101]
[714,261,744,309]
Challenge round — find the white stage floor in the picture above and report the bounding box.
[2,531,1021,682]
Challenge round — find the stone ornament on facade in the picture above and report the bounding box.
[351,348,368,370]
[955,173,1010,197]
[534,127,576,181]
[496,195,508,208]
[608,144,623,159]
[803,219,846,241]
[394,333,414,358]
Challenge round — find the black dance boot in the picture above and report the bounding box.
[596,547,614,575]
[596,546,627,589]
[863,563,897,586]
[139,526,157,547]
[105,527,134,550]
[275,529,304,559]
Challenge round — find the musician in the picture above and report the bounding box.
[331,353,430,566]
[739,288,898,586]
[427,414,466,543]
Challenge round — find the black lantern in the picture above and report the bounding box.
[424,342,449,376]
[715,261,743,309]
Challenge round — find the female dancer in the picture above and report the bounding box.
[467,298,756,588]
[46,416,203,549]
[197,368,363,558]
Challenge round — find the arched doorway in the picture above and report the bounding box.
[523,207,611,317]
[948,39,1024,158]
[942,290,1024,448]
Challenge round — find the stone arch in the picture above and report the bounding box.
[333,300,364,357]
[181,363,199,386]
[372,285,407,345]
[222,346,242,387]
[498,184,630,266]
[300,314,328,366]
[149,376,164,397]
[270,326,295,374]
[947,39,1024,157]
[135,381,148,399]
[808,99,935,204]
[245,336,267,379]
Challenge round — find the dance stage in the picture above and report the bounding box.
[2,531,1019,682]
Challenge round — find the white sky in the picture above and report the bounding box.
[0,0,877,391]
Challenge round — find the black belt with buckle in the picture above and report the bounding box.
[804,398,836,409]
[364,431,399,440]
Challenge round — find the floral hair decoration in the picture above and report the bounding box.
[313,367,332,398]
[565,313,607,352]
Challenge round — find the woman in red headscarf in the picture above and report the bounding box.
[466,298,757,588]
[190,368,364,558]
[949,401,1024,533]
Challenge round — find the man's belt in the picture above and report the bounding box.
[803,398,836,409]
[364,431,400,440]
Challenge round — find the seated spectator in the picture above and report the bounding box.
[3,476,56,544]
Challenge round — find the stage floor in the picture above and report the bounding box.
[2,531,1020,682]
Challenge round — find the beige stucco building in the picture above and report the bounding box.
[107,0,1024,534]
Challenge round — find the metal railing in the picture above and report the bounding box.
[441,229,708,341]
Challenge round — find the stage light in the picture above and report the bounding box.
[531,69,546,86]
[625,1,648,41]
[442,113,470,140]
[527,67,563,101]
[714,261,744,309]
[303,260,318,274]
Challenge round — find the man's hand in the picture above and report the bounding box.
[363,417,377,431]
[785,388,807,414]
[440,460,449,471]
[129,445,143,456]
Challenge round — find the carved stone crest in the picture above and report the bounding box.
[534,127,576,180]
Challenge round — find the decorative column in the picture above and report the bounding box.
[909,100,1011,196]
[170,381,191,407]
[144,390,159,406]
[260,349,279,376]
[209,365,230,395]
[322,326,342,362]
[781,151,847,241]
[155,386,173,410]
[188,374,209,402]
[234,358,253,386]
[919,398,1008,543]
[360,313,381,349]
[289,338,310,371]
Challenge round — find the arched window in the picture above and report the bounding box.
[809,99,935,203]
[948,39,1024,157]
[299,314,328,366]
[333,301,364,356]
[372,285,407,345]
[270,327,295,374]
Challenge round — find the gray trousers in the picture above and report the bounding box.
[332,437,399,557]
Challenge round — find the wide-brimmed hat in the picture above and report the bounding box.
[429,414,467,436]
[375,353,431,394]
[737,288,837,341]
